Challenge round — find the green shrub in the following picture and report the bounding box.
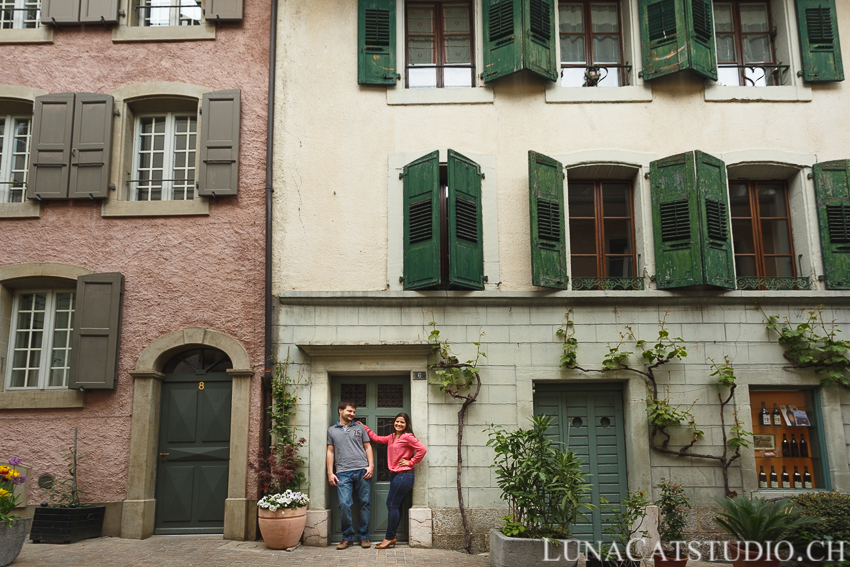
[794,491,850,544]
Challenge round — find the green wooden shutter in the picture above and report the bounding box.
[796,0,844,82]
[197,90,240,197]
[69,273,124,391]
[639,0,717,81]
[521,0,558,81]
[448,150,485,290]
[528,151,567,289]
[207,0,242,22]
[696,151,734,288]
[79,0,118,23]
[403,151,441,290]
[69,94,113,200]
[358,0,397,85]
[813,161,850,289]
[483,0,523,82]
[41,0,80,24]
[27,93,74,201]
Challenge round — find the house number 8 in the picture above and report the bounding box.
[199,382,205,390]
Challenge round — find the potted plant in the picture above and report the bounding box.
[0,457,29,567]
[653,479,692,567]
[589,491,651,567]
[487,415,593,567]
[714,496,816,567]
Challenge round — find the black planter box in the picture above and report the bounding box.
[30,505,105,544]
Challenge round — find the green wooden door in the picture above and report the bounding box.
[155,349,232,534]
[330,377,411,542]
[534,383,627,542]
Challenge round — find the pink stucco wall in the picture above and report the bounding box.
[0,3,269,506]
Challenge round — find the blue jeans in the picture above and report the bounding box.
[385,471,415,539]
[337,469,371,541]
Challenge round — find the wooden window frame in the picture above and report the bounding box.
[568,179,637,278]
[713,0,778,86]
[0,115,31,203]
[131,112,198,202]
[405,0,476,89]
[0,0,41,29]
[558,0,625,86]
[730,179,796,278]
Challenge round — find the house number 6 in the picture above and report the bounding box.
[199,382,205,390]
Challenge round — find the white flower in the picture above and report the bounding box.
[257,490,310,510]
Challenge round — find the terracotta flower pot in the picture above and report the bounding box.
[726,542,781,567]
[653,551,689,567]
[258,506,307,550]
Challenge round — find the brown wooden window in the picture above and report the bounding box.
[568,181,636,281]
[713,1,782,86]
[730,181,796,279]
[558,1,625,87]
[406,1,475,88]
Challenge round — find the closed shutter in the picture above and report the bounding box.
[483,0,523,82]
[207,0,243,22]
[796,0,844,82]
[639,0,717,81]
[27,93,75,201]
[197,90,240,197]
[695,151,734,288]
[403,151,441,290]
[448,150,485,290]
[79,0,119,23]
[358,0,397,85]
[528,151,567,289]
[41,0,80,24]
[521,0,558,81]
[69,273,124,391]
[813,161,850,289]
[69,94,113,200]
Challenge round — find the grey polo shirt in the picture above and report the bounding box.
[327,421,370,474]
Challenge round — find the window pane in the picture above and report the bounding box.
[735,255,758,277]
[559,3,584,32]
[571,256,597,278]
[733,219,756,253]
[408,6,434,33]
[444,36,471,64]
[740,3,768,33]
[763,256,794,277]
[560,67,586,86]
[570,219,597,254]
[716,34,737,63]
[713,3,734,32]
[443,67,473,88]
[561,36,586,63]
[596,67,621,87]
[443,3,469,32]
[757,185,786,216]
[604,219,632,254]
[409,37,436,65]
[593,35,619,64]
[9,369,25,388]
[601,183,630,217]
[568,183,595,217]
[717,66,741,86]
[408,67,438,88]
[743,34,771,64]
[760,220,792,254]
[606,256,633,277]
[729,183,750,217]
[591,3,618,32]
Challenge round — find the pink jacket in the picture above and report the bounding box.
[363,425,427,473]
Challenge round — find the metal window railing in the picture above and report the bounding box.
[560,64,634,86]
[718,63,792,86]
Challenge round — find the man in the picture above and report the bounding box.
[327,399,374,549]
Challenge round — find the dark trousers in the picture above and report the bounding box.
[385,471,414,539]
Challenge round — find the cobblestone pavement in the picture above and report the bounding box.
[14,536,492,567]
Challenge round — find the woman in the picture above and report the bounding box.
[362,412,427,549]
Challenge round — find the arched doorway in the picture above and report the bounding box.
[154,348,233,534]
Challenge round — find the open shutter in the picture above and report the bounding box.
[639,0,717,81]
[528,151,567,289]
[69,273,124,391]
[41,0,80,24]
[79,0,118,23]
[695,151,734,288]
[796,0,844,82]
[483,0,523,82]
[69,94,113,199]
[521,0,558,81]
[358,0,397,85]
[403,151,441,290]
[813,161,850,289]
[207,0,243,22]
[197,90,240,197]
[27,93,74,201]
[448,150,485,290]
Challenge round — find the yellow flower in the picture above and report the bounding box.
[0,488,9,497]
[0,466,9,476]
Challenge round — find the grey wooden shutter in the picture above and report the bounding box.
[41,0,81,24]
[79,0,119,24]
[27,93,75,201]
[197,90,240,197]
[69,94,113,200]
[207,0,243,22]
[69,273,124,391]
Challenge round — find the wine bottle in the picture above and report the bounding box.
[773,403,782,426]
[800,434,809,458]
[782,466,790,489]
[803,467,813,489]
[782,434,790,457]
[793,466,802,489]
[761,401,771,426]
[759,466,768,489]
[770,466,779,489]
[791,434,799,457]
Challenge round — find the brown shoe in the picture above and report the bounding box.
[375,538,396,549]
[336,540,354,550]
[360,539,371,549]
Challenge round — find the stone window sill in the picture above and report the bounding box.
[545,84,652,103]
[704,84,813,102]
[0,389,84,409]
[386,87,494,105]
[0,201,40,219]
[112,23,215,42]
[0,27,53,43]
[101,198,210,217]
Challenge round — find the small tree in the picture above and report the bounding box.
[655,478,691,556]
